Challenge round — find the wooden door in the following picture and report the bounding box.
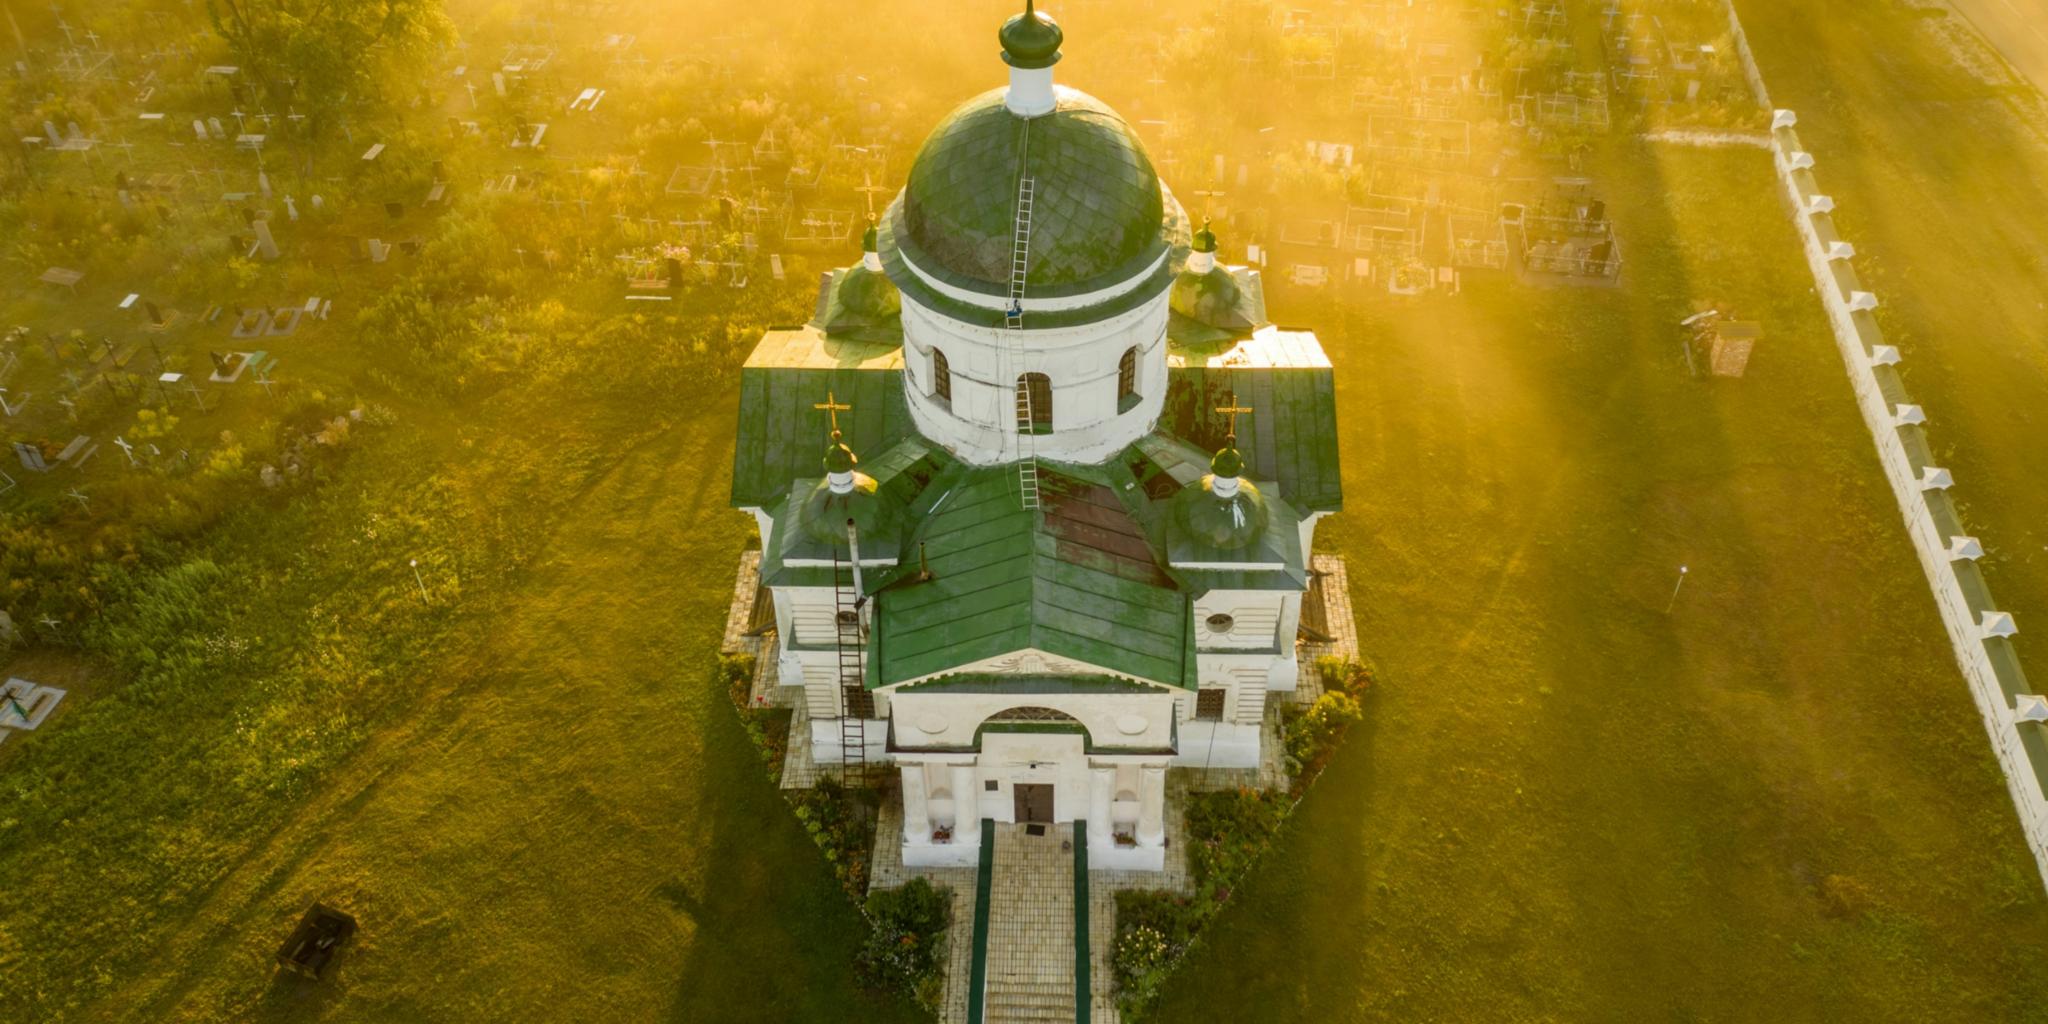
[1012,783,1054,824]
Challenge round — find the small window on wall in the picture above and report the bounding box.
[1117,347,1140,411]
[985,779,1000,792]
[1017,373,1053,434]
[932,348,952,409]
[1205,613,1235,635]
[1195,688,1228,721]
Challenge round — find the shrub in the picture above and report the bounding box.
[1283,689,1363,790]
[857,877,953,1010]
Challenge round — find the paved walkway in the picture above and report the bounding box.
[985,823,1077,1023]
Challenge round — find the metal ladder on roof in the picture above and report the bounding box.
[1013,383,1040,509]
[1007,176,1035,330]
[831,545,870,789]
[1007,173,1041,509]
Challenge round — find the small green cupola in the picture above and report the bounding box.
[861,215,881,267]
[824,430,857,478]
[1173,434,1269,550]
[1191,217,1217,255]
[801,430,896,546]
[819,215,902,338]
[1000,0,1063,69]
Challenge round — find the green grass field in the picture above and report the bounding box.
[4,1,2048,1021]
[1150,140,2048,1022]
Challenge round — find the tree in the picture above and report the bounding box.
[204,0,453,136]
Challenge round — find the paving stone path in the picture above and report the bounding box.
[984,823,1078,1023]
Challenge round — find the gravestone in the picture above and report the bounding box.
[251,218,279,260]
[193,118,207,140]
[13,442,49,473]
[284,195,297,221]
[208,116,225,138]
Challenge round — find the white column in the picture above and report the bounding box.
[1088,766,1113,847]
[902,764,931,846]
[952,764,980,847]
[1137,764,1166,848]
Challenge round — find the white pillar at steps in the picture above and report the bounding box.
[1137,764,1166,848]
[902,764,932,846]
[952,764,980,847]
[1088,766,1114,847]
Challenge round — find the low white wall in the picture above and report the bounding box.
[1721,0,2048,891]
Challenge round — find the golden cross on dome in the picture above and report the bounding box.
[814,391,852,438]
[1215,391,1253,439]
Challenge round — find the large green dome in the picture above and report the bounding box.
[894,88,1172,299]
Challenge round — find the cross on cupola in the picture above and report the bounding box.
[815,391,859,494]
[1211,392,1253,497]
[1215,391,1252,443]
[814,390,851,436]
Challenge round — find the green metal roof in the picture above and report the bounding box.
[730,328,910,509]
[867,461,1195,689]
[894,88,1171,299]
[1162,358,1343,513]
[1169,265,1266,343]
[815,265,902,342]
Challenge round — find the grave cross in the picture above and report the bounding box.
[66,488,88,513]
[114,435,137,466]
[856,169,887,218]
[1215,391,1253,439]
[813,391,851,438]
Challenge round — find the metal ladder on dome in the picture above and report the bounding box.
[832,543,870,789]
[1007,174,1041,510]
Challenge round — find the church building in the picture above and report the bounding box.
[729,2,1342,871]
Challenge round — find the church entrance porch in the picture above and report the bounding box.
[899,731,1170,871]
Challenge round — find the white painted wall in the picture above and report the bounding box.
[888,688,1178,752]
[899,288,1172,465]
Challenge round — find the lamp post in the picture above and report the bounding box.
[1664,565,1689,614]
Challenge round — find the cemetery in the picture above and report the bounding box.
[2,1,2048,1023]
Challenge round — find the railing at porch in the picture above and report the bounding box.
[967,818,995,1024]
[1073,820,1091,1024]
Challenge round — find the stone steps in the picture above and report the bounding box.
[986,979,1074,1022]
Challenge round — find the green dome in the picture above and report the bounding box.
[800,472,897,547]
[836,265,900,318]
[1171,266,1257,332]
[1211,443,1244,479]
[895,89,1171,299]
[1173,474,1269,550]
[1000,1,1063,69]
[823,437,856,475]
[1192,218,1216,254]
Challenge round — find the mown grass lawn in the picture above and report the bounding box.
[1150,142,2048,1022]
